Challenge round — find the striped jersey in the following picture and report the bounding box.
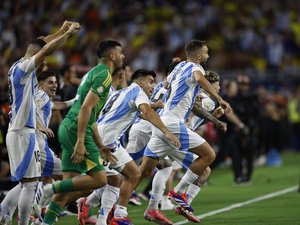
[97,83,150,147]
[8,56,37,131]
[35,89,53,129]
[132,81,166,134]
[161,61,205,122]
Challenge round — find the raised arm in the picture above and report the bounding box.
[38,21,73,43]
[34,22,80,68]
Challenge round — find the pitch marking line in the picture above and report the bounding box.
[174,186,298,225]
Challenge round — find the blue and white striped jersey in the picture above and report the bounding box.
[8,57,37,131]
[36,89,54,128]
[188,92,216,131]
[161,61,205,122]
[97,83,150,147]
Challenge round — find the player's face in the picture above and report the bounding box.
[141,75,155,97]
[198,45,209,64]
[112,46,125,69]
[211,81,220,93]
[41,76,57,97]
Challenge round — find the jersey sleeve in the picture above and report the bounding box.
[135,89,150,108]
[91,70,112,99]
[192,64,205,75]
[18,56,36,75]
[35,90,50,110]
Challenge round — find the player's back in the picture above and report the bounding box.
[162,61,205,122]
[8,57,37,131]
[97,83,149,146]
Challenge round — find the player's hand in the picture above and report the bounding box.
[218,99,232,114]
[152,100,164,109]
[165,132,181,148]
[215,120,227,132]
[40,127,55,138]
[60,21,72,33]
[100,146,117,165]
[212,106,225,118]
[72,140,88,164]
[66,22,80,35]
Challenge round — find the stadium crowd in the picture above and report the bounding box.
[0,0,300,225]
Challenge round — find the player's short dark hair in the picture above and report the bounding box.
[96,40,122,59]
[185,40,206,56]
[131,69,156,82]
[205,70,220,83]
[37,70,58,83]
[30,39,47,49]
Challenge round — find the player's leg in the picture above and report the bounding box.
[5,129,41,225]
[185,167,211,205]
[140,134,174,225]
[95,169,121,225]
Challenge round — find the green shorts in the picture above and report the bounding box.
[58,119,104,174]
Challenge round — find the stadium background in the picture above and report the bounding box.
[0,0,299,224]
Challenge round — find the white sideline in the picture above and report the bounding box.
[173,186,298,225]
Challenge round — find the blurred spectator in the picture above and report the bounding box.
[288,85,300,151]
[0,108,9,179]
[233,74,261,182]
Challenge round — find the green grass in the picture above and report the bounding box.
[15,151,300,225]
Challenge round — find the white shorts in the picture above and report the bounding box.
[144,120,205,169]
[127,128,151,165]
[6,128,41,181]
[106,143,132,175]
[37,132,62,177]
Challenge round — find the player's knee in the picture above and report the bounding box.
[108,175,122,187]
[208,151,216,164]
[205,166,212,176]
[129,170,141,185]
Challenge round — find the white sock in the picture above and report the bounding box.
[18,182,37,225]
[114,205,127,218]
[97,185,119,224]
[174,169,199,193]
[87,187,105,207]
[148,167,172,210]
[0,183,22,218]
[186,184,201,204]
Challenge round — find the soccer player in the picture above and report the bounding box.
[31,71,77,217]
[36,40,123,225]
[93,69,179,225]
[0,21,79,225]
[143,70,227,224]
[139,40,231,221]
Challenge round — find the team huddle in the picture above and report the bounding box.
[0,21,232,225]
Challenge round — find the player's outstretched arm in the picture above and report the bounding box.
[192,101,227,132]
[52,98,76,111]
[34,22,80,68]
[138,103,180,147]
[193,70,231,113]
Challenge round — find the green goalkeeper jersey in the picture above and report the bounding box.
[65,63,112,133]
